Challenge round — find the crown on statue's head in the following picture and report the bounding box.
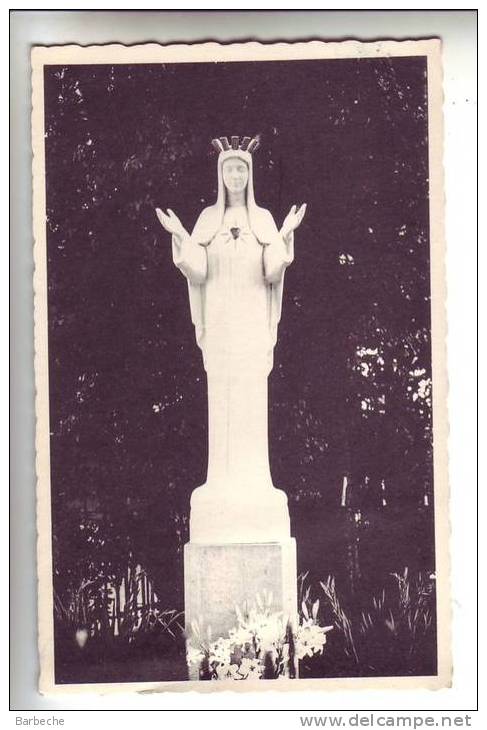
[211,136,261,154]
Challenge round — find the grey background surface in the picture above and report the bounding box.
[10,9,476,711]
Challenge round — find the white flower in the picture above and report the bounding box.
[75,628,88,649]
[228,625,254,647]
[296,620,333,659]
[214,662,240,680]
[239,657,263,679]
[256,621,282,651]
[208,636,232,666]
[186,644,205,667]
[202,598,332,680]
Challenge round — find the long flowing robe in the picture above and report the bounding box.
[172,148,294,493]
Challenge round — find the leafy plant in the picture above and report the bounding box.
[320,575,359,664]
[318,568,435,676]
[357,568,434,672]
[54,543,184,654]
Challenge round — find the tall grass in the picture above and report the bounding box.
[54,558,184,657]
[297,567,436,677]
[320,575,359,664]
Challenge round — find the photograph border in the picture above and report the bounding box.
[31,37,450,696]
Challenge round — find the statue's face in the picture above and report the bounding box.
[222,157,249,195]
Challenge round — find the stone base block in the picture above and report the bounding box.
[189,485,291,543]
[184,539,297,679]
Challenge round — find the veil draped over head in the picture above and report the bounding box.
[176,146,293,356]
[190,148,278,246]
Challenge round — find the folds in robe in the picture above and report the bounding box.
[171,146,294,370]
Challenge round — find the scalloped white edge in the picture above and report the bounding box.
[31,38,441,66]
[32,38,450,695]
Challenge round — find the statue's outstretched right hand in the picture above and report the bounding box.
[156,208,186,242]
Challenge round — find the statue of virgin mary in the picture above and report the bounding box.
[156,136,306,543]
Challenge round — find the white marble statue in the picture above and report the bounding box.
[156,136,306,543]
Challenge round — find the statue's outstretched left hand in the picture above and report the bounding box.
[282,203,307,240]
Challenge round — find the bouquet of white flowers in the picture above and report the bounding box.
[187,591,333,680]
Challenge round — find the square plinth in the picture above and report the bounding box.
[184,539,297,670]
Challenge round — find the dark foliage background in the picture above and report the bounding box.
[44,57,436,681]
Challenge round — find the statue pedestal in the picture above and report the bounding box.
[189,484,291,543]
[184,539,297,680]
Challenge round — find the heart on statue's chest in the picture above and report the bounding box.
[230,227,240,240]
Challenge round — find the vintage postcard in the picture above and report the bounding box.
[32,39,450,694]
